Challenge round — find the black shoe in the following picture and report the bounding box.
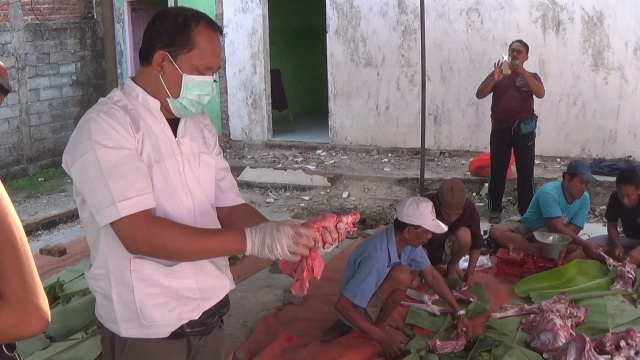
[321,319,352,343]
[489,213,502,225]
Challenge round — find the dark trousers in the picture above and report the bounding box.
[97,321,226,360]
[488,126,536,216]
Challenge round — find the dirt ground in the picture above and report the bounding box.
[13,144,616,242]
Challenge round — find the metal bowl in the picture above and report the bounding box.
[533,231,571,259]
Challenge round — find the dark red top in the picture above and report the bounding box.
[484,72,543,129]
[423,193,484,266]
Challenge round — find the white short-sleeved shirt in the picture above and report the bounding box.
[62,79,245,338]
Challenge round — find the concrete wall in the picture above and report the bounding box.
[0,0,105,170]
[224,0,640,158]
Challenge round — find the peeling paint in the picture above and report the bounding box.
[465,5,483,33]
[580,6,613,74]
[331,1,374,67]
[533,0,571,40]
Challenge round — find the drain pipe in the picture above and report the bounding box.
[419,0,426,196]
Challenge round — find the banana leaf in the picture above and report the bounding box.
[514,259,616,300]
[575,294,640,337]
[405,283,489,334]
[484,316,543,360]
[16,335,50,359]
[46,293,97,341]
[26,328,101,360]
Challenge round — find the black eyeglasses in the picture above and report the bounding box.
[509,48,526,55]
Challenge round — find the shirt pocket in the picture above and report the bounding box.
[130,258,200,326]
[198,153,217,204]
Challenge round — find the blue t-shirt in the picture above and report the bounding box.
[520,181,590,231]
[339,226,431,309]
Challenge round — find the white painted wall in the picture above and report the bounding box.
[426,0,640,158]
[224,0,640,158]
[224,0,271,141]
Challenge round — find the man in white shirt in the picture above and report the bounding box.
[63,7,320,360]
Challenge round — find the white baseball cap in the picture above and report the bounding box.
[396,197,448,234]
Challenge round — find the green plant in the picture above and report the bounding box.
[5,167,70,198]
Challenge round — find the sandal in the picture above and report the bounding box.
[489,213,502,225]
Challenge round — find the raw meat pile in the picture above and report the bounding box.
[427,333,468,354]
[492,294,640,358]
[611,259,637,293]
[279,212,360,296]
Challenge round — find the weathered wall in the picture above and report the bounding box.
[224,0,640,158]
[0,0,105,171]
[224,0,271,141]
[327,0,420,146]
[425,0,640,158]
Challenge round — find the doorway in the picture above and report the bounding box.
[268,0,329,142]
[125,0,167,76]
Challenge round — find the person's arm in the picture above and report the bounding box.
[463,248,481,285]
[217,203,268,229]
[606,220,624,257]
[0,61,10,106]
[422,265,470,335]
[512,63,545,98]
[475,65,502,99]
[0,182,50,343]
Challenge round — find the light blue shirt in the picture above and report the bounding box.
[339,226,431,309]
[520,181,590,231]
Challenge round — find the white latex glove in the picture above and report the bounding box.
[245,220,317,261]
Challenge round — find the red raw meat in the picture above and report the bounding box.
[527,313,573,356]
[279,212,360,296]
[593,327,639,359]
[552,333,600,360]
[427,334,468,354]
[610,259,637,293]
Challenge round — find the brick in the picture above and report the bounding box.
[38,87,63,101]
[61,85,82,97]
[39,245,67,257]
[25,53,50,66]
[50,51,75,64]
[27,76,50,90]
[0,104,21,120]
[0,130,22,147]
[59,63,76,74]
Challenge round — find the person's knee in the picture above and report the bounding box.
[489,225,508,245]
[387,264,412,288]
[452,227,472,250]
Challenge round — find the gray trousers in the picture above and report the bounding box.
[589,234,640,249]
[98,321,226,360]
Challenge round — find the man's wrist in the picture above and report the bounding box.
[453,309,466,319]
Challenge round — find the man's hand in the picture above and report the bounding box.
[245,220,318,261]
[492,60,504,82]
[377,325,409,359]
[455,314,470,338]
[612,244,625,261]
[510,60,527,76]
[462,272,476,287]
[581,240,602,261]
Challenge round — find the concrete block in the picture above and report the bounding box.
[38,87,63,101]
[25,53,50,66]
[24,40,62,54]
[237,167,331,187]
[48,74,73,87]
[0,130,22,146]
[30,121,75,139]
[59,63,76,74]
[50,51,75,64]
[61,85,82,97]
[26,76,50,90]
[0,104,20,120]
[0,30,13,44]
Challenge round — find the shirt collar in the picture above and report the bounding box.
[122,78,163,111]
[386,226,400,266]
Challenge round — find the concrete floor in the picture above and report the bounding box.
[271,112,329,143]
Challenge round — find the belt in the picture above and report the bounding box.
[167,295,230,339]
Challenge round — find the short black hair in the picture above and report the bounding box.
[616,167,640,188]
[393,218,421,233]
[139,6,224,67]
[509,39,529,54]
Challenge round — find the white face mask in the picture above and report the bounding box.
[159,53,216,118]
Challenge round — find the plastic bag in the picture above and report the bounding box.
[458,254,493,271]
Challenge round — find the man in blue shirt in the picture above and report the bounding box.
[321,197,470,359]
[490,160,602,259]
